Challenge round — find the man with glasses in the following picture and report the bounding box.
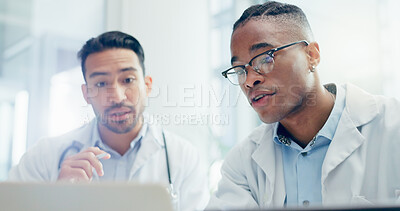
[207,1,400,209]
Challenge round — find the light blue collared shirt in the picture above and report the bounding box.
[273,84,346,207]
[92,123,148,181]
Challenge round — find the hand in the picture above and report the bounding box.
[58,147,111,182]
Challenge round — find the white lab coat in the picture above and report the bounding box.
[208,83,400,209]
[8,121,210,211]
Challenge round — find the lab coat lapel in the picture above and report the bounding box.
[63,120,97,155]
[321,111,365,183]
[321,83,378,185]
[251,125,285,206]
[129,126,163,177]
[77,119,101,150]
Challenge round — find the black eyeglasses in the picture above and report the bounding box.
[221,40,309,85]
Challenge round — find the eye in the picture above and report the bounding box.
[235,69,246,76]
[124,77,135,84]
[260,55,273,64]
[95,81,107,87]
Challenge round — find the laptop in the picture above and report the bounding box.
[0,182,174,211]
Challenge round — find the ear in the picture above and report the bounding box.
[307,42,320,68]
[144,76,153,97]
[81,84,91,104]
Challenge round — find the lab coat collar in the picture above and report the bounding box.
[321,83,379,185]
[343,83,378,127]
[129,125,164,177]
[251,125,275,180]
[70,119,97,151]
[251,124,286,206]
[68,119,165,178]
[76,118,157,150]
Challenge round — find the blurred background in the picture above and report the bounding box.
[1,0,400,193]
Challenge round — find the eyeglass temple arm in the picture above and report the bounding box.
[222,71,227,78]
[273,40,309,52]
[221,40,309,78]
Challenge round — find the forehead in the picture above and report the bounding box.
[231,19,292,55]
[85,48,141,73]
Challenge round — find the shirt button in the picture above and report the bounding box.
[303,200,310,207]
[301,152,308,156]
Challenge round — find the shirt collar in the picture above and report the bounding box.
[317,83,346,140]
[91,120,149,150]
[273,123,287,146]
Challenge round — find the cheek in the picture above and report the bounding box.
[270,70,308,106]
[278,76,306,107]
[126,85,146,105]
[86,88,104,107]
[92,92,111,111]
[278,56,309,90]
[86,95,106,115]
[240,84,247,94]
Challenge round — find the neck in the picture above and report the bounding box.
[280,84,335,148]
[98,117,143,155]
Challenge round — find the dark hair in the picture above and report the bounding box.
[233,1,313,41]
[78,31,145,81]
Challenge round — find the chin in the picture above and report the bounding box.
[257,111,282,124]
[259,116,277,124]
[107,122,136,134]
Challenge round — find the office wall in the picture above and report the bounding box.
[283,0,400,98]
[105,0,221,166]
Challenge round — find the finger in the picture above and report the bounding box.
[91,158,104,177]
[86,147,111,160]
[96,153,111,160]
[68,149,110,162]
[83,147,105,154]
[71,151,104,176]
[64,148,110,176]
[58,164,90,182]
[65,159,94,179]
[64,150,96,161]
[82,148,111,176]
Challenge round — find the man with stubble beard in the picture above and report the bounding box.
[9,31,209,211]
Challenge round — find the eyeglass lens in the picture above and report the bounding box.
[227,54,274,85]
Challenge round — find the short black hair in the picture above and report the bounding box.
[233,1,313,41]
[77,31,145,81]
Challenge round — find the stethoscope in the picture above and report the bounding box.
[162,131,179,211]
[58,131,179,209]
[58,140,84,169]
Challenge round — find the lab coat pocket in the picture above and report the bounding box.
[351,195,373,205]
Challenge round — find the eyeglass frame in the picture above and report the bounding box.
[221,40,309,85]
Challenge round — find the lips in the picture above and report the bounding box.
[253,94,267,101]
[108,108,132,115]
[249,89,276,106]
[106,107,133,122]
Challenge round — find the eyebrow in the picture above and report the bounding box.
[88,67,138,78]
[230,42,274,65]
[250,42,274,53]
[230,56,238,65]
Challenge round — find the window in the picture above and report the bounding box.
[0,0,105,180]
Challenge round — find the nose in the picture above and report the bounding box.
[107,84,127,105]
[244,66,264,89]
